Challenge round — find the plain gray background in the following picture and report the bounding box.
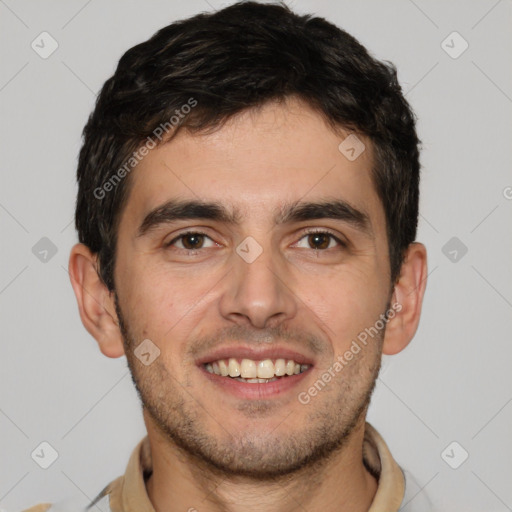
[1,0,511,510]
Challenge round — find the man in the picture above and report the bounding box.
[26,1,429,510]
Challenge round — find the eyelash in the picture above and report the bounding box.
[165,229,347,253]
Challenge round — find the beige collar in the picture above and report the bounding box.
[103,422,404,512]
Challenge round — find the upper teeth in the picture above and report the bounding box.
[205,358,310,379]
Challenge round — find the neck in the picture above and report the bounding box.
[145,414,378,512]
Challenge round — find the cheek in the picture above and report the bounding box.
[117,262,175,337]
[309,267,389,350]
[120,262,214,349]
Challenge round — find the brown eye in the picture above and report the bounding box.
[166,231,215,251]
[295,231,344,250]
[307,233,331,250]
[180,233,205,250]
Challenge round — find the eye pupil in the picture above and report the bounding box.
[308,233,330,250]
[183,234,203,250]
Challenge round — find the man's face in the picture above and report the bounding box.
[113,98,392,477]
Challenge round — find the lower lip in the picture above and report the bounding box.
[199,366,311,399]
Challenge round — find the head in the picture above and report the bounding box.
[69,1,427,479]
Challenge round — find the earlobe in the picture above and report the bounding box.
[382,242,428,355]
[68,243,125,358]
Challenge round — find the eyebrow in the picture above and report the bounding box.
[137,200,240,237]
[136,198,373,238]
[276,199,372,236]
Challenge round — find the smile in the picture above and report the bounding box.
[204,357,311,383]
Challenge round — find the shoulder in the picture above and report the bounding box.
[20,493,107,512]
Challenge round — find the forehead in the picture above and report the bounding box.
[119,98,385,234]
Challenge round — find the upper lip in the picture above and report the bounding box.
[195,346,316,366]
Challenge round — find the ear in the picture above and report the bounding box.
[382,242,428,355]
[68,243,125,358]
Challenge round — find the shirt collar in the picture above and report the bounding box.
[100,422,405,512]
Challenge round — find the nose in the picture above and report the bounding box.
[219,239,298,329]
